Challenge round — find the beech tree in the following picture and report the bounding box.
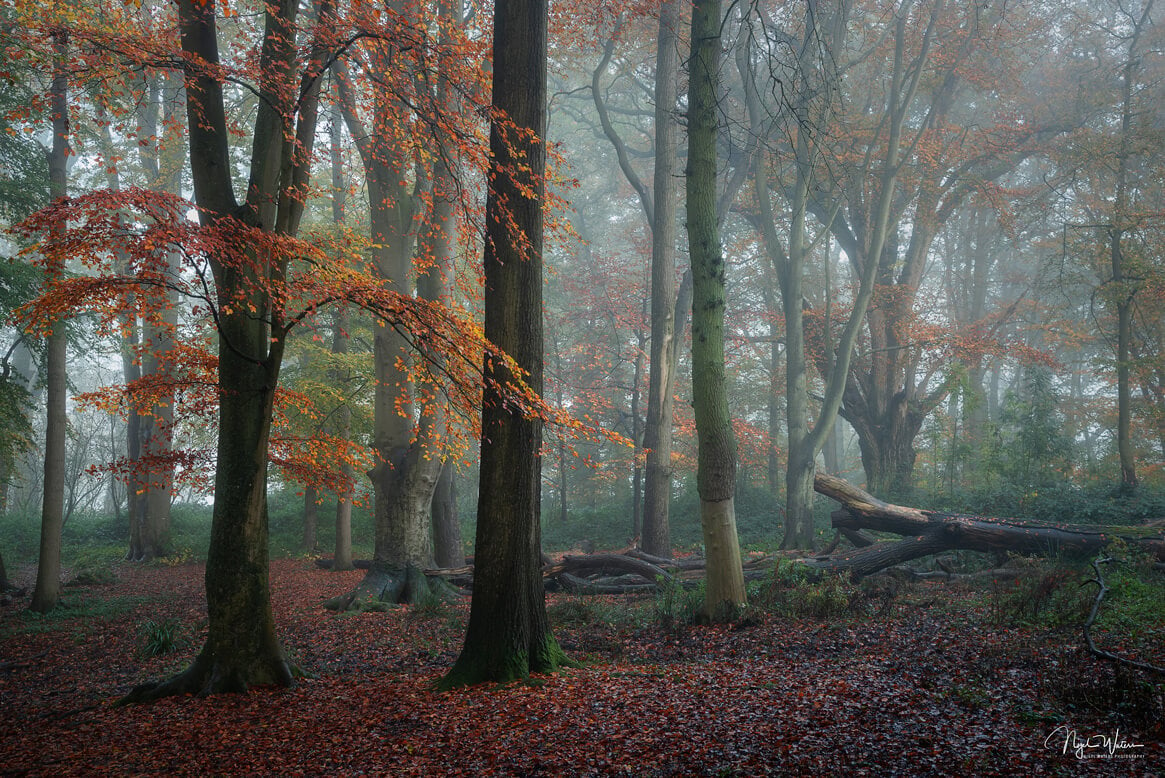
[29,25,69,614]
[442,0,569,686]
[323,0,484,607]
[589,0,687,557]
[737,0,860,550]
[93,68,185,562]
[815,0,1082,499]
[687,0,747,618]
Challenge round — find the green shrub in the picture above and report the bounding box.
[139,617,185,657]
[654,575,704,631]
[66,548,121,587]
[756,561,857,619]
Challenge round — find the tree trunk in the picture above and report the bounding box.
[808,473,1165,578]
[328,94,354,574]
[30,28,69,615]
[737,2,852,551]
[848,405,924,501]
[121,0,325,700]
[301,485,319,553]
[333,9,430,605]
[432,462,462,569]
[139,297,176,560]
[687,0,746,620]
[639,0,683,559]
[1108,6,1150,492]
[133,73,182,563]
[441,0,567,687]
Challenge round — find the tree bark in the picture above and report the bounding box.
[640,0,684,559]
[432,463,463,569]
[441,0,567,687]
[1107,0,1152,492]
[687,0,747,620]
[122,0,327,700]
[328,95,354,574]
[30,27,69,615]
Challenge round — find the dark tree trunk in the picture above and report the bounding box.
[121,0,327,700]
[441,0,566,687]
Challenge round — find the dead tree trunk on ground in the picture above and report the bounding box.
[805,474,1165,578]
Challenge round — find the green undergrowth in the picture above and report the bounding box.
[138,617,187,657]
[2,593,154,639]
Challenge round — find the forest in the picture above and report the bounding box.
[1,0,1163,773]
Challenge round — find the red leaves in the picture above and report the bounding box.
[2,562,1160,775]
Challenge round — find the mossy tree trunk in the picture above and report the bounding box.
[441,0,567,688]
[686,0,747,621]
[121,0,326,701]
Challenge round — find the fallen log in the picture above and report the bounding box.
[807,473,1165,578]
[543,552,674,584]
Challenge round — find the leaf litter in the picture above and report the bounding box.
[1,560,1160,776]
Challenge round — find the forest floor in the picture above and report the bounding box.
[0,558,1162,777]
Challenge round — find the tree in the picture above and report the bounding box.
[1104,0,1154,491]
[737,0,858,550]
[589,1,687,557]
[93,67,184,562]
[29,24,69,614]
[323,0,478,607]
[687,0,747,618]
[641,0,685,558]
[816,0,1080,500]
[0,261,39,514]
[117,0,331,698]
[441,0,568,686]
[809,472,1165,577]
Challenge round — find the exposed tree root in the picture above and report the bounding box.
[116,648,296,705]
[322,563,451,611]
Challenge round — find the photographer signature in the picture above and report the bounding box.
[1045,725,1146,760]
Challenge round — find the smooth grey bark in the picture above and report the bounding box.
[332,5,436,602]
[328,94,354,573]
[327,0,460,606]
[640,0,684,558]
[431,463,462,568]
[590,3,685,557]
[738,1,858,551]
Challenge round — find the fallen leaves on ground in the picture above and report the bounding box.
[1,560,1160,776]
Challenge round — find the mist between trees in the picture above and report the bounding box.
[0,0,1164,695]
